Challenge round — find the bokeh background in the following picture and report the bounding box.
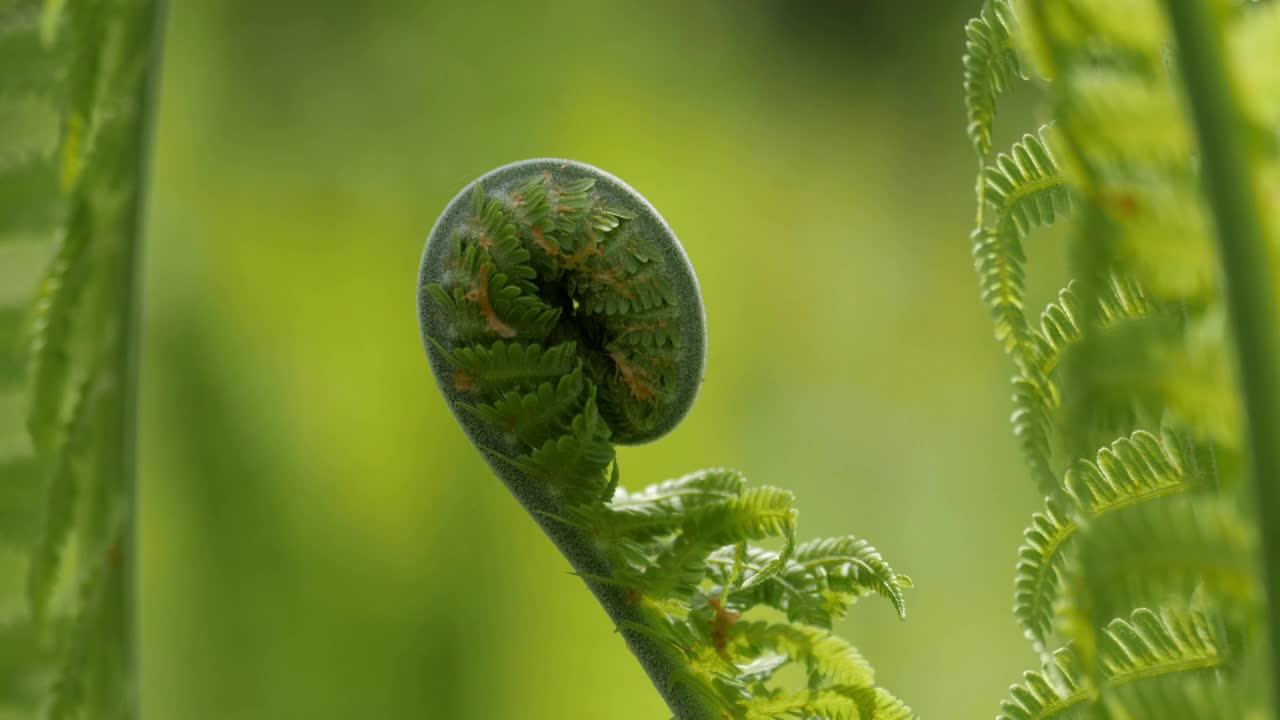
[138,1,1058,718]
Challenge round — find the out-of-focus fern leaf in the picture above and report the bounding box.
[25,201,89,457]
[1098,671,1245,720]
[27,367,96,620]
[1068,497,1256,644]
[997,607,1225,720]
[1015,429,1191,649]
[0,306,26,392]
[0,454,41,549]
[1012,277,1152,491]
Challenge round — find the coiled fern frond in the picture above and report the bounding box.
[418,160,913,719]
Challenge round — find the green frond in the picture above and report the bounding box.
[0,152,62,236]
[1067,70,1190,171]
[432,339,578,397]
[972,225,1030,357]
[464,364,586,448]
[26,202,90,456]
[0,454,41,549]
[1011,277,1153,489]
[997,606,1226,720]
[984,130,1072,240]
[514,386,614,505]
[641,487,796,599]
[0,306,26,392]
[715,536,910,628]
[975,130,1072,361]
[1098,671,1245,720]
[740,685,914,720]
[683,486,797,548]
[1068,497,1256,643]
[1014,429,1192,649]
[1230,1,1280,128]
[1159,309,1241,447]
[601,468,748,541]
[729,621,875,691]
[27,366,96,621]
[0,618,60,711]
[1033,0,1167,56]
[964,0,1021,156]
[0,5,64,101]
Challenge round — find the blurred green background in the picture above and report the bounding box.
[137,1,1050,718]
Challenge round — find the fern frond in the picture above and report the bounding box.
[464,364,586,448]
[1014,429,1191,649]
[1011,277,1153,488]
[643,487,796,599]
[729,621,875,690]
[600,468,747,541]
[975,130,1073,361]
[0,5,64,101]
[972,226,1030,358]
[0,153,62,236]
[997,606,1225,720]
[26,203,89,457]
[1230,1,1280,128]
[432,339,577,397]
[0,454,40,549]
[0,306,25,393]
[1069,497,1256,641]
[1098,670,1245,720]
[964,0,1021,156]
[514,386,614,505]
[711,536,911,628]
[984,131,1072,240]
[27,366,96,621]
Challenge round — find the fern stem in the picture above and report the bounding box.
[496,464,723,720]
[1163,0,1280,702]
[114,0,167,698]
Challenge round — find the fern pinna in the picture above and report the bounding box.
[0,0,160,718]
[964,0,1280,717]
[419,159,914,720]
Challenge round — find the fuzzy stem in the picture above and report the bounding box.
[493,460,722,720]
[1163,0,1280,701]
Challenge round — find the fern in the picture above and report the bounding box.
[997,607,1226,720]
[420,160,914,719]
[0,0,161,717]
[963,0,1279,715]
[964,0,1022,156]
[1014,429,1192,650]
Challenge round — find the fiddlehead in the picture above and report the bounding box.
[419,159,913,719]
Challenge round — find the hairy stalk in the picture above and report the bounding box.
[1162,0,1280,702]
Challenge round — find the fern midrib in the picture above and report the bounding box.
[1032,656,1225,719]
[610,488,740,509]
[997,175,1067,220]
[1028,480,1186,601]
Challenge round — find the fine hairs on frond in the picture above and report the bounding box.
[419,162,914,719]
